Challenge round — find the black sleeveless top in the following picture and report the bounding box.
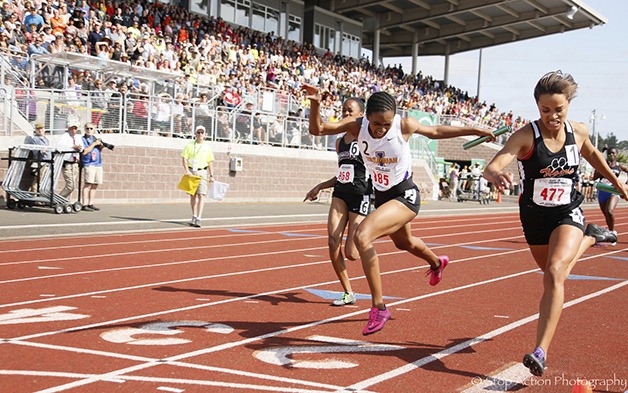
[334,136,372,195]
[518,120,583,212]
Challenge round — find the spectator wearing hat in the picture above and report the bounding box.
[24,123,51,193]
[87,21,105,53]
[80,122,104,211]
[41,25,55,46]
[181,124,215,228]
[23,6,45,33]
[27,35,50,55]
[56,122,84,200]
[119,51,129,63]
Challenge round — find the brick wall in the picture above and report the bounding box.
[0,135,437,204]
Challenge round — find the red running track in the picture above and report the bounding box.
[0,208,626,393]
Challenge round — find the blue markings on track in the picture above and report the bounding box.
[304,288,402,301]
[534,272,624,281]
[461,245,512,251]
[278,232,322,237]
[567,274,625,281]
[228,229,323,237]
[607,255,628,261]
[426,242,512,251]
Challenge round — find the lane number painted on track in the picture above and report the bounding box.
[253,335,404,369]
[101,321,234,346]
[0,306,89,325]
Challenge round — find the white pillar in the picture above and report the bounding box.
[412,33,419,75]
[373,29,380,67]
[476,49,483,99]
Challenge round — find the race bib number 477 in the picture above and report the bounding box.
[532,178,572,207]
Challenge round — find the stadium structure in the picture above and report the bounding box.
[0,0,606,204]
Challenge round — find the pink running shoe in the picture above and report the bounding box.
[362,307,392,335]
[426,255,449,286]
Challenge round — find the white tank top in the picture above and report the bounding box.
[358,114,413,191]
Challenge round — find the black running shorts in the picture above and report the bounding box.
[374,178,421,215]
[332,191,371,216]
[520,204,585,245]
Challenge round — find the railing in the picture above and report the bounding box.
[0,48,30,88]
[0,84,337,149]
[409,134,438,173]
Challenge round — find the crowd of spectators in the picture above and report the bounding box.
[0,0,528,136]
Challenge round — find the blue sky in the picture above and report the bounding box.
[381,0,627,143]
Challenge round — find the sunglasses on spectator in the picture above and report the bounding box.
[196,130,205,134]
[86,127,94,130]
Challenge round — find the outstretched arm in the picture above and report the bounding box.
[302,83,357,137]
[579,127,628,200]
[401,116,495,140]
[303,177,336,202]
[482,126,531,192]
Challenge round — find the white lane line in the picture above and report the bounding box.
[342,280,628,392]
[165,268,542,363]
[0,226,329,256]
[157,387,184,392]
[0,257,331,311]
[0,219,524,266]
[0,370,343,393]
[4,340,350,391]
[1,243,526,313]
[0,244,328,285]
[8,249,621,392]
[460,363,529,392]
[14,267,540,393]
[0,212,528,255]
[9,248,528,343]
[0,234,326,268]
[0,226,524,280]
[0,218,334,242]
[0,208,522,234]
[30,272,538,392]
[0,213,328,231]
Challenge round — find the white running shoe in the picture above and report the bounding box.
[332,292,356,306]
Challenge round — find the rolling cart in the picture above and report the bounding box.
[457,175,491,205]
[2,145,83,214]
